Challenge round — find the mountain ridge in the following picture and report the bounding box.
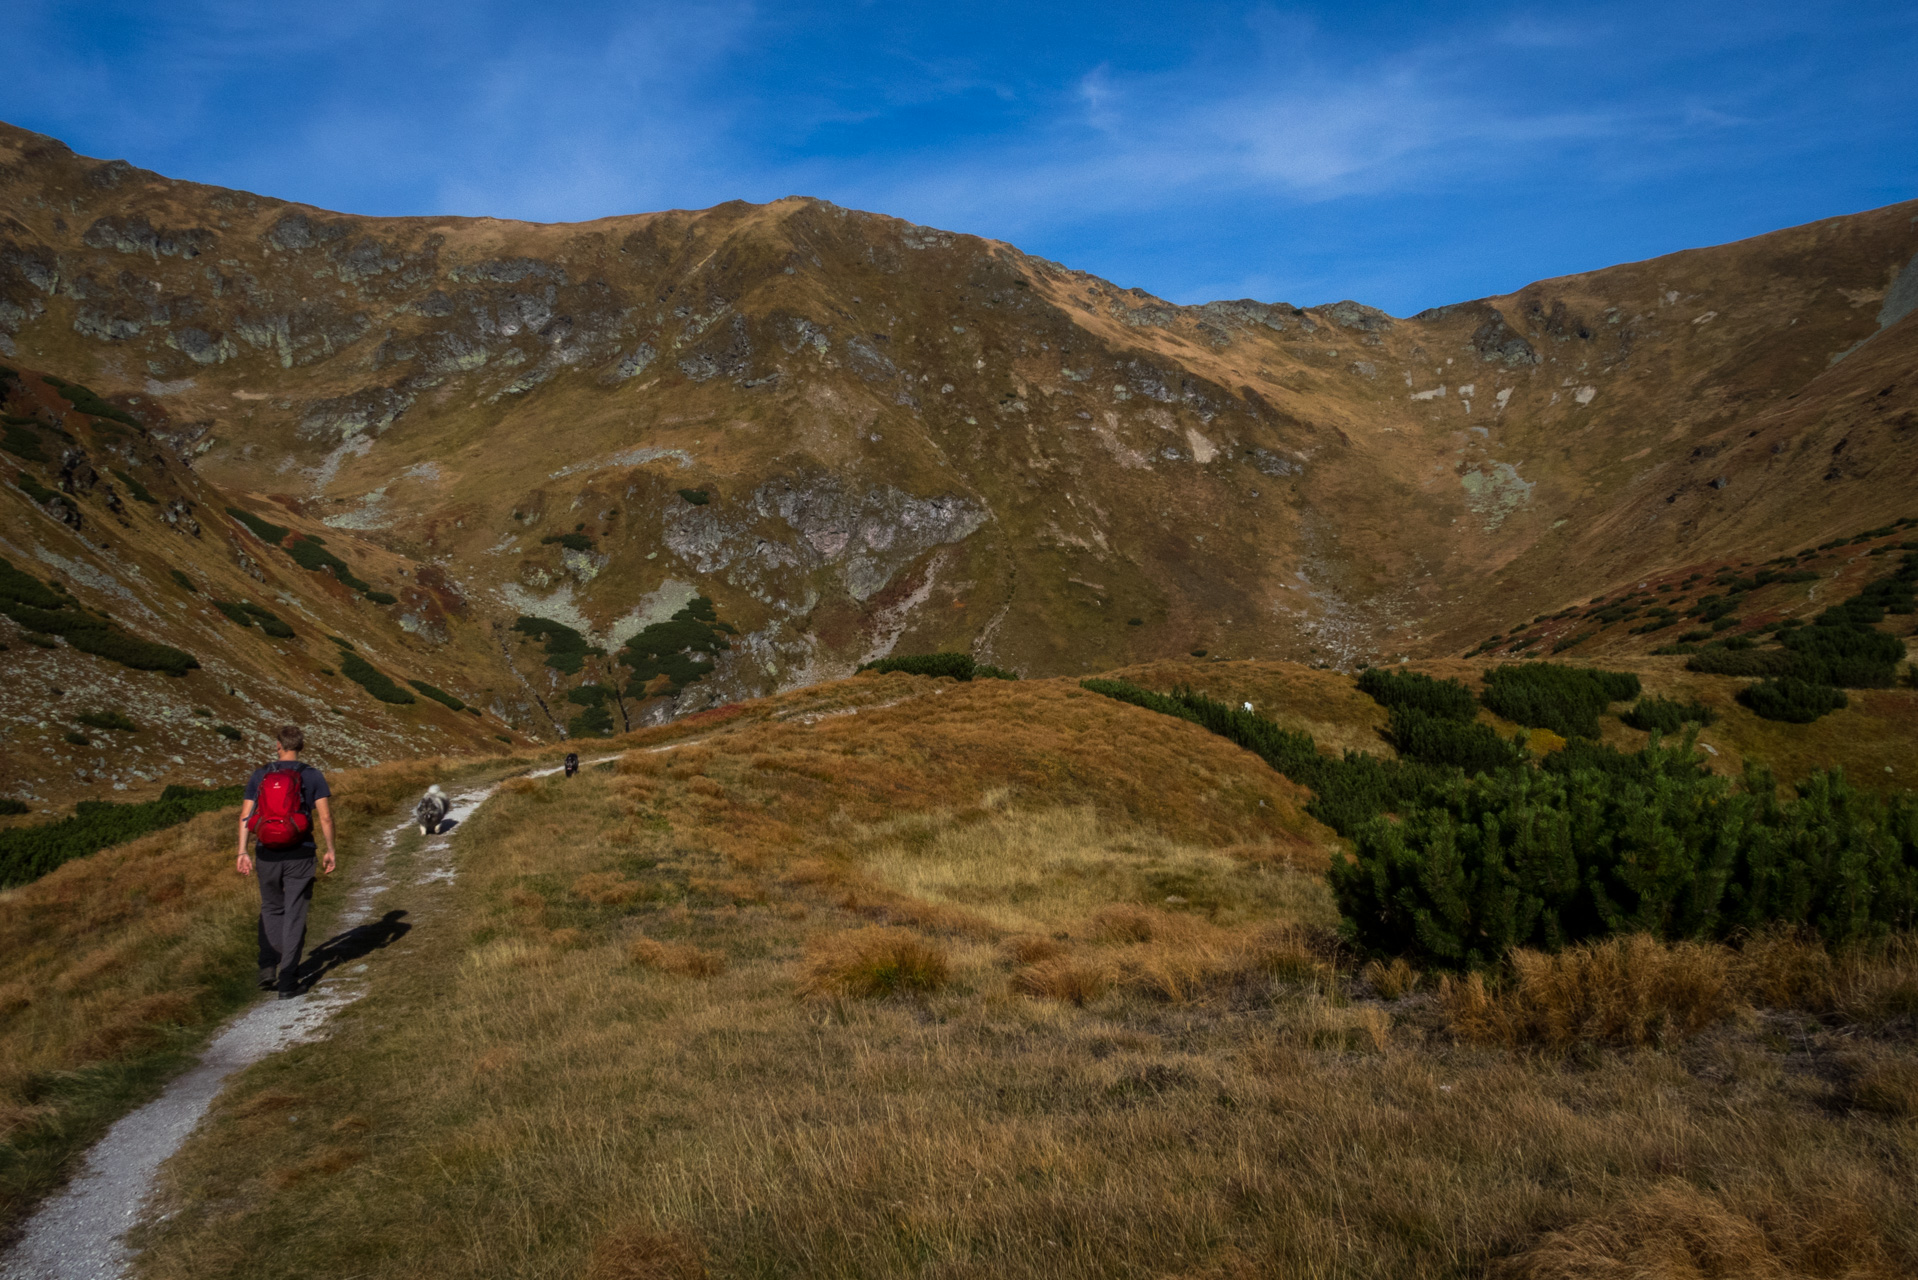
[3,118,1915,813]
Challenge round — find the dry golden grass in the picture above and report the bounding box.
[1441,936,1740,1051]
[801,925,950,997]
[585,1227,705,1280]
[1363,957,1421,1000]
[1499,1180,1905,1280]
[0,753,471,1234]
[627,937,726,978]
[113,677,1918,1280]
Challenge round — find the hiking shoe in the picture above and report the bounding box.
[258,971,279,990]
[277,987,301,1001]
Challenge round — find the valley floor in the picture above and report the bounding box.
[4,665,1916,1278]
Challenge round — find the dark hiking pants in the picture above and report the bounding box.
[256,856,316,992]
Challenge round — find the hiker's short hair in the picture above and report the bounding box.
[277,724,305,753]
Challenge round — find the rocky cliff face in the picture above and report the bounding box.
[3,119,1917,788]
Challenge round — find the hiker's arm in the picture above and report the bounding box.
[315,797,336,874]
[236,799,254,875]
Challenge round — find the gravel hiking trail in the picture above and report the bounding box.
[0,754,623,1280]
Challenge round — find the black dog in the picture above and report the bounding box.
[563,752,579,778]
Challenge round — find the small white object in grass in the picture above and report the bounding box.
[1242,702,1253,713]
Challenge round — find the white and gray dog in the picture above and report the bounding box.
[415,784,449,836]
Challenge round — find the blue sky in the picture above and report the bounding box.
[5,1,1914,314]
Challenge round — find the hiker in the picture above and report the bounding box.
[235,725,336,999]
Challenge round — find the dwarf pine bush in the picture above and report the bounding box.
[858,652,1021,681]
[287,536,374,593]
[408,680,466,711]
[1331,746,1918,968]
[1386,706,1525,775]
[619,596,734,696]
[1738,677,1848,723]
[1479,663,1640,737]
[1087,676,1917,969]
[339,652,415,705]
[514,615,597,675]
[1357,668,1477,720]
[0,784,243,887]
[224,505,288,545]
[0,556,198,676]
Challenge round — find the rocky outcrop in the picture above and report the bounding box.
[664,476,986,602]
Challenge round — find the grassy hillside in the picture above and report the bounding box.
[79,666,1912,1279]
[0,753,501,1240]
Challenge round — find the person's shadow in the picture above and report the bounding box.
[287,910,411,992]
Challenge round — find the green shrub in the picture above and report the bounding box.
[339,652,416,705]
[1778,617,1907,687]
[75,709,138,733]
[540,533,595,552]
[1081,679,1449,836]
[213,600,294,638]
[495,734,512,744]
[407,681,466,712]
[1693,596,1737,623]
[1738,677,1848,723]
[1685,646,1797,678]
[0,799,27,816]
[64,731,89,747]
[1357,668,1477,720]
[0,566,199,676]
[860,653,976,681]
[1621,697,1717,733]
[286,537,373,592]
[215,724,242,740]
[1478,664,1640,738]
[1551,632,1596,653]
[111,468,158,504]
[2,423,46,463]
[567,702,616,737]
[362,590,397,606]
[40,375,141,428]
[513,615,596,675]
[168,568,196,593]
[1386,706,1523,774]
[17,471,61,505]
[620,597,735,695]
[1329,749,1917,968]
[224,506,288,545]
[0,783,244,888]
[677,488,710,505]
[0,557,64,610]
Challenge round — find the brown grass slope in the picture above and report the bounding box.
[1,357,528,818]
[95,667,1914,1280]
[0,751,509,1243]
[3,121,1914,706]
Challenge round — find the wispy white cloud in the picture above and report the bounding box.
[3,0,1911,312]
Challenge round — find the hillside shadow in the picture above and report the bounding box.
[290,910,410,992]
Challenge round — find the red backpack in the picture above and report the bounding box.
[247,763,311,850]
